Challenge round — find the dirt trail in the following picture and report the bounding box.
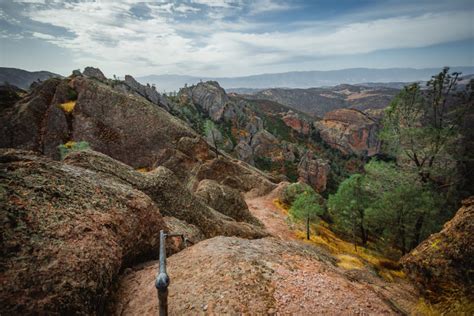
[111,184,418,315]
[245,184,297,241]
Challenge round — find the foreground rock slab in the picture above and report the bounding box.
[112,237,405,315]
[0,149,166,315]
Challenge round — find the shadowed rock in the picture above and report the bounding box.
[402,197,474,299]
[195,179,263,226]
[0,149,167,315]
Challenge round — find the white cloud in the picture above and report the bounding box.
[14,1,474,77]
[31,31,56,40]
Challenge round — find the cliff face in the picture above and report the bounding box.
[315,108,380,157]
[297,150,330,193]
[401,197,474,299]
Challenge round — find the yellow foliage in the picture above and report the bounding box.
[136,167,149,173]
[59,101,76,113]
[294,221,405,281]
[64,141,76,149]
[336,254,364,270]
[273,199,289,214]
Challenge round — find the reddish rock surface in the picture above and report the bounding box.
[316,108,380,157]
[297,150,330,192]
[402,196,474,299]
[282,110,311,135]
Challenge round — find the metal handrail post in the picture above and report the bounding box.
[156,230,170,316]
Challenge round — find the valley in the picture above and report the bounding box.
[0,66,472,315]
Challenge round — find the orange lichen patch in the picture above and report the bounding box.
[59,101,76,113]
[136,168,149,173]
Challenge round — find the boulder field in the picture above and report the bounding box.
[0,149,268,314]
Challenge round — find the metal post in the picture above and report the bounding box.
[155,231,193,316]
[156,230,170,316]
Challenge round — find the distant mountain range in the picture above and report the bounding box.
[240,84,400,118]
[0,67,62,89]
[137,67,474,92]
[1,66,472,93]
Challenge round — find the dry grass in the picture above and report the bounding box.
[413,296,474,316]
[59,101,76,113]
[136,168,149,173]
[293,220,405,282]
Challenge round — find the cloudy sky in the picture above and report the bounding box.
[0,0,473,77]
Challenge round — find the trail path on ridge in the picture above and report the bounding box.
[112,184,418,315]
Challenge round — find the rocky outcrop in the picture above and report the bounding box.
[297,151,330,192]
[194,155,276,197]
[64,150,267,239]
[83,66,107,81]
[0,78,69,160]
[0,149,167,315]
[195,179,262,226]
[122,75,170,110]
[0,76,279,197]
[315,108,380,157]
[0,76,199,168]
[112,236,405,315]
[179,81,230,121]
[250,130,279,158]
[282,110,311,136]
[401,197,474,299]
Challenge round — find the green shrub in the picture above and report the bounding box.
[289,189,325,239]
[281,182,313,206]
[58,141,90,160]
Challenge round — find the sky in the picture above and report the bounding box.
[0,0,473,78]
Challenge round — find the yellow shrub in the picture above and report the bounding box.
[64,141,76,149]
[59,101,76,113]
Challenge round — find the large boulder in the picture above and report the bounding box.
[194,155,276,197]
[401,197,474,299]
[112,236,406,315]
[64,150,267,239]
[194,179,262,226]
[0,149,167,315]
[83,66,107,81]
[297,151,330,193]
[315,108,380,157]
